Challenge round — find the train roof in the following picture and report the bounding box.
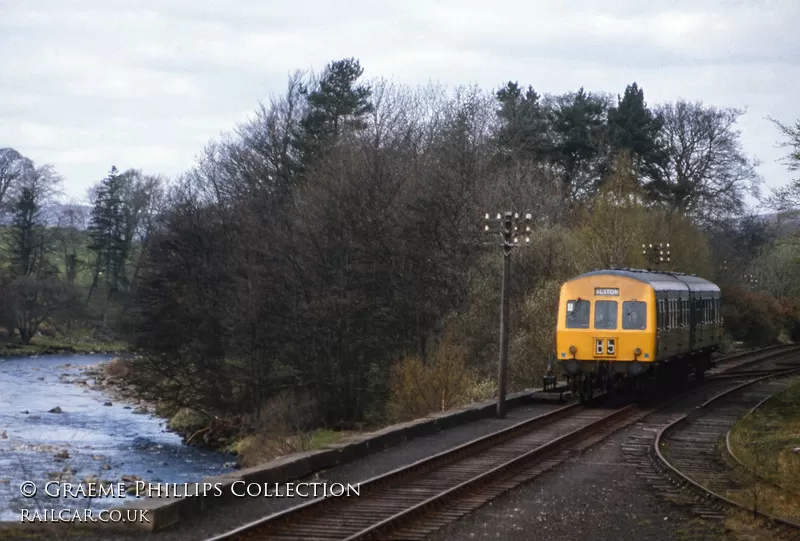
[571,268,720,294]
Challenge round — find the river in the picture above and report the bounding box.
[0,354,235,521]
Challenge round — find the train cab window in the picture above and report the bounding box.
[594,300,618,330]
[566,299,590,328]
[622,301,646,330]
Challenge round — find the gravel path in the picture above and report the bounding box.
[0,401,563,541]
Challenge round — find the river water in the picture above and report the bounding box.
[0,354,235,521]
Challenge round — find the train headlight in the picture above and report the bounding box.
[569,345,577,355]
[634,347,642,357]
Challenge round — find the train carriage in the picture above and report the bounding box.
[556,269,722,401]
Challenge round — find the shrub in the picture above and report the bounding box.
[232,390,318,467]
[104,357,130,378]
[387,330,486,422]
[167,408,210,435]
[722,285,782,347]
[509,279,561,389]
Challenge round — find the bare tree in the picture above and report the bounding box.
[652,101,761,223]
[764,116,800,215]
[0,148,34,215]
[54,201,88,283]
[5,276,80,344]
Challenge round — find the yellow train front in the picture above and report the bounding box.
[556,269,722,401]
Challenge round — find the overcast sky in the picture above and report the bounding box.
[2,0,799,203]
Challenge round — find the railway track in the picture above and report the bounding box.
[208,403,644,541]
[654,367,800,534]
[205,345,800,541]
[708,343,800,375]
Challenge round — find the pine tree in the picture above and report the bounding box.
[495,81,551,161]
[606,82,667,184]
[550,88,609,196]
[296,58,373,168]
[9,187,43,276]
[86,166,128,320]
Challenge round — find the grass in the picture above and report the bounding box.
[726,378,800,521]
[227,428,357,468]
[308,428,355,450]
[0,334,129,357]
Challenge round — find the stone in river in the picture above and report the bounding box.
[48,406,63,414]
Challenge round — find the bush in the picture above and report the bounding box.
[104,357,130,378]
[776,296,800,342]
[387,330,491,422]
[722,285,782,347]
[233,390,317,467]
[509,279,561,389]
[167,408,210,435]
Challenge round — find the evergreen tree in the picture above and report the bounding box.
[495,81,551,161]
[296,58,373,167]
[550,88,609,197]
[86,166,127,318]
[9,187,45,276]
[606,82,667,183]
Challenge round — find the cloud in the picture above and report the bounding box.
[0,0,798,202]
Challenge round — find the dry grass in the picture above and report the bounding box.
[387,329,494,422]
[103,357,129,378]
[726,378,800,522]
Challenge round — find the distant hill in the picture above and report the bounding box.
[0,203,91,228]
[754,211,800,236]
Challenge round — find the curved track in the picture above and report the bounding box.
[655,367,800,533]
[205,345,800,541]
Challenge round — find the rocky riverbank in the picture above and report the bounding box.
[0,354,237,521]
[66,359,239,468]
[67,357,155,415]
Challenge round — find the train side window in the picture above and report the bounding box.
[685,299,689,327]
[657,299,663,330]
[566,299,590,328]
[623,301,646,330]
[673,299,677,328]
[667,299,672,329]
[666,299,670,329]
[682,298,687,327]
[594,300,618,330]
[671,299,676,329]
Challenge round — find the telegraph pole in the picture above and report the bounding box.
[485,212,532,418]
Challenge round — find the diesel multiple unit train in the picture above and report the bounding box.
[556,268,723,402]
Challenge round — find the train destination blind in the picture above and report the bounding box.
[594,288,619,296]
